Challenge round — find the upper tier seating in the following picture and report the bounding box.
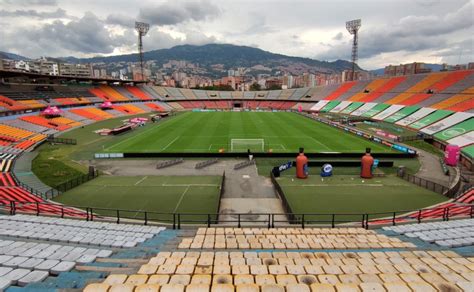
[0,95,28,112]
[125,86,153,100]
[20,115,70,131]
[431,86,474,109]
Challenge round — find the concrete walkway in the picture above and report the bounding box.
[13,152,54,194]
[414,148,454,186]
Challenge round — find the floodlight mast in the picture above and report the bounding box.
[135,21,150,81]
[346,19,361,81]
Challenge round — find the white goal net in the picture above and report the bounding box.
[230,139,265,152]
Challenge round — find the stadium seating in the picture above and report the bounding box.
[124,86,153,100]
[0,124,35,140]
[17,99,47,109]
[113,104,146,115]
[85,245,474,292]
[0,214,167,290]
[0,95,28,112]
[178,228,415,250]
[384,219,474,248]
[20,115,70,131]
[0,214,163,247]
[323,82,357,100]
[431,86,474,109]
[144,103,166,111]
[0,186,86,217]
[55,97,91,106]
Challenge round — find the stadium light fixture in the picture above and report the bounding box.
[346,19,361,81]
[135,21,150,82]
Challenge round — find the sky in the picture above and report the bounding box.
[0,0,472,70]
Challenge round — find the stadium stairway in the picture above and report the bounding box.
[11,152,53,195]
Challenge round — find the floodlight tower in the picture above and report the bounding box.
[346,19,361,81]
[135,21,150,81]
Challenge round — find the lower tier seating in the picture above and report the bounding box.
[0,187,86,217]
[85,249,474,292]
[0,214,165,248]
[178,228,415,249]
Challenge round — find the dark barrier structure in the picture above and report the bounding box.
[46,169,99,198]
[1,199,473,229]
[216,171,225,222]
[270,171,295,223]
[121,152,416,159]
[398,172,447,194]
[46,137,77,145]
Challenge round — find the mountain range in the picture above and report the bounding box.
[1,44,361,77]
[1,44,447,78]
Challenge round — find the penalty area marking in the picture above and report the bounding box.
[162,136,180,151]
[173,185,190,213]
[134,176,148,185]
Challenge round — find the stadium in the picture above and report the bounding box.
[0,1,473,291]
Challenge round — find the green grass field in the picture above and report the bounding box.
[102,112,395,153]
[53,175,222,222]
[277,175,447,222]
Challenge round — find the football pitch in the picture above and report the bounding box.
[53,175,222,222]
[277,175,447,221]
[102,111,394,153]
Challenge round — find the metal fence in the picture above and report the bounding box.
[46,170,99,197]
[216,171,225,222]
[270,171,295,222]
[1,199,473,229]
[46,137,77,145]
[397,172,449,195]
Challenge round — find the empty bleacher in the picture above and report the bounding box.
[85,239,473,292]
[0,214,166,290]
[178,228,414,250]
[384,219,474,248]
[431,86,474,109]
[20,115,70,131]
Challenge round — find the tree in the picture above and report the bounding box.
[267,84,282,90]
[249,82,261,91]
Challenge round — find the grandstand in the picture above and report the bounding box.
[0,68,473,291]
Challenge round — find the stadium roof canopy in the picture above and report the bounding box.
[0,69,146,85]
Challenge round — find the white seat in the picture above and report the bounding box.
[18,258,44,269]
[0,267,13,277]
[3,269,31,285]
[18,270,49,286]
[35,259,60,272]
[0,278,12,292]
[50,261,75,275]
[3,256,29,268]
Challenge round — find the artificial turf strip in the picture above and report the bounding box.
[277,175,447,221]
[103,111,395,153]
[53,175,222,221]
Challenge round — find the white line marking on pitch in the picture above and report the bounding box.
[162,136,180,150]
[134,176,148,185]
[162,183,219,187]
[173,185,190,213]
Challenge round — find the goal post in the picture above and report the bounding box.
[230,139,265,152]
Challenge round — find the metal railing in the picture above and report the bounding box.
[270,171,295,222]
[397,172,449,195]
[1,199,473,229]
[46,137,77,145]
[46,170,99,198]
